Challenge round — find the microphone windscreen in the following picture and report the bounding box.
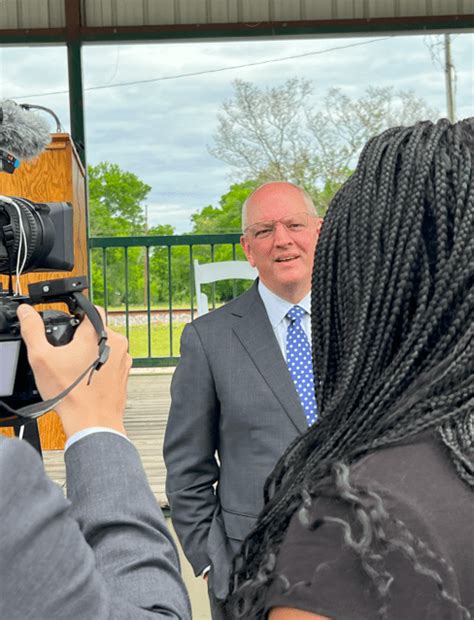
[0,100,52,160]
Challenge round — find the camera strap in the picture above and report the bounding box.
[0,351,107,422]
[0,291,110,424]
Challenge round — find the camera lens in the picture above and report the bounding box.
[0,197,51,273]
[0,197,73,274]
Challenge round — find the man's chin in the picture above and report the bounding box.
[274,263,307,282]
[264,275,311,302]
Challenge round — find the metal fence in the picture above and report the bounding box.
[89,233,246,366]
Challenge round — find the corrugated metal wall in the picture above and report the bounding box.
[0,0,471,30]
[83,0,470,27]
[0,0,64,29]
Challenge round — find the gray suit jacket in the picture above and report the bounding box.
[0,433,191,619]
[164,282,307,600]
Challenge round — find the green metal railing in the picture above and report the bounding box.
[89,234,246,367]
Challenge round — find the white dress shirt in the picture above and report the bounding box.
[258,280,312,361]
[66,427,129,451]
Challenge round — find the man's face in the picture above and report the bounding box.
[240,183,323,303]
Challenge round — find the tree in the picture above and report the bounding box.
[209,79,313,188]
[88,163,181,306]
[88,163,150,306]
[191,180,259,234]
[305,86,438,185]
[88,162,150,236]
[209,80,438,207]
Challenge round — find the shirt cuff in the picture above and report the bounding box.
[65,427,129,452]
[201,565,211,578]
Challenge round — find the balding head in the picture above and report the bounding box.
[242,182,316,233]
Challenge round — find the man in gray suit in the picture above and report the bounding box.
[0,304,191,620]
[164,181,323,617]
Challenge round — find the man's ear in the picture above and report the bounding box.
[240,235,256,267]
[316,217,324,237]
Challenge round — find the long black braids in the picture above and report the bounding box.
[226,119,474,618]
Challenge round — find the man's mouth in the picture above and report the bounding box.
[275,255,299,263]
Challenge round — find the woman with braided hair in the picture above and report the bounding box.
[226,119,473,620]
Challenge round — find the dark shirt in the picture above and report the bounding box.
[264,434,474,619]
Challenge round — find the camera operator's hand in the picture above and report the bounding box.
[17,304,131,438]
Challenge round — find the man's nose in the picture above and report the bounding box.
[273,221,292,245]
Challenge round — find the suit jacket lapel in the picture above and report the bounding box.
[230,282,308,434]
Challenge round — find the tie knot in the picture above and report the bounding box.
[287,305,306,323]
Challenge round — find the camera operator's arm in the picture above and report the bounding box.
[3,305,191,619]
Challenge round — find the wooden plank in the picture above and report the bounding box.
[43,371,174,507]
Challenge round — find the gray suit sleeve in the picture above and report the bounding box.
[163,322,220,576]
[0,435,191,620]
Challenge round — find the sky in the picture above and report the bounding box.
[0,32,473,233]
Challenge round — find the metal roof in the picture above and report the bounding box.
[0,0,472,42]
[82,0,474,27]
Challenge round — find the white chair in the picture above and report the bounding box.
[193,259,257,316]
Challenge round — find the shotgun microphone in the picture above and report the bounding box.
[0,100,51,161]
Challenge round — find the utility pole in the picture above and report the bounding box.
[444,34,456,122]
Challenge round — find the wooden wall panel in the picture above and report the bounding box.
[0,134,88,450]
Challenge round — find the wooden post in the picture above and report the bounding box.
[0,134,88,449]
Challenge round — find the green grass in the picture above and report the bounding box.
[114,322,186,358]
[106,302,190,312]
[105,301,225,312]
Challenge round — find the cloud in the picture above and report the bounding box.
[1,33,472,233]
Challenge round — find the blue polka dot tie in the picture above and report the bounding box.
[286,305,317,426]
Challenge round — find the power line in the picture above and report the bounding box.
[11,37,393,100]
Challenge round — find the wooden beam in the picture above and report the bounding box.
[64,0,81,41]
[0,14,472,44]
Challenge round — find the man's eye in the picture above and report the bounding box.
[255,228,272,238]
[288,223,305,230]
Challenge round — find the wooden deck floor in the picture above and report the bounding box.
[43,371,173,507]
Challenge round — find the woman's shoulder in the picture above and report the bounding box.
[264,433,473,619]
[350,432,470,510]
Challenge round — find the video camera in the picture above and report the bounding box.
[0,101,109,426]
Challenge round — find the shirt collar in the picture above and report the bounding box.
[258,280,311,328]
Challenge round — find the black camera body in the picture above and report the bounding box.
[0,306,78,405]
[0,276,91,425]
